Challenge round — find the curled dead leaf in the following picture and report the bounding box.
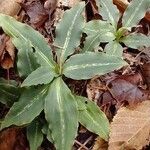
[0,36,15,69]
[109,100,150,150]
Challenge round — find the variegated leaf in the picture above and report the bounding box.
[13,38,39,77]
[104,41,123,57]
[27,120,43,150]
[54,2,85,64]
[76,96,109,141]
[63,52,127,80]
[42,123,53,143]
[44,77,78,150]
[0,14,56,70]
[1,86,48,129]
[0,78,20,106]
[122,0,150,28]
[83,20,115,52]
[21,66,57,87]
[122,33,150,49]
[97,0,120,29]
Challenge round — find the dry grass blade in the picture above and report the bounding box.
[109,101,150,150]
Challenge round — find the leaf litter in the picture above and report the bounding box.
[0,0,150,150]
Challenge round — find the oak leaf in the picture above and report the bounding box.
[108,101,150,150]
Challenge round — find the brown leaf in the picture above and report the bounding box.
[141,63,150,89]
[107,78,149,106]
[109,100,150,150]
[113,73,143,86]
[0,127,28,150]
[0,34,8,58]
[113,0,129,13]
[0,0,21,17]
[22,0,48,28]
[92,137,108,150]
[0,36,15,69]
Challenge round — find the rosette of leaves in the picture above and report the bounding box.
[83,0,150,56]
[0,2,127,150]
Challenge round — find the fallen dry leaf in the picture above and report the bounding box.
[0,0,21,17]
[0,127,28,150]
[22,0,48,28]
[92,137,108,150]
[0,34,8,59]
[141,62,150,89]
[87,73,148,107]
[107,78,149,106]
[109,100,150,150]
[0,36,15,69]
[113,73,143,86]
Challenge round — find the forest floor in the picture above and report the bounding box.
[0,0,150,150]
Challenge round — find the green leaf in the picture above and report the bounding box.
[13,38,39,77]
[63,52,127,80]
[1,86,48,129]
[27,120,43,150]
[0,78,20,106]
[54,2,85,65]
[83,20,115,52]
[44,77,78,150]
[42,123,53,142]
[0,14,55,68]
[97,0,120,28]
[22,66,57,87]
[122,0,150,28]
[104,41,123,57]
[122,33,150,49]
[76,96,109,141]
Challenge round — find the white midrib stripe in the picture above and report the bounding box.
[24,70,53,85]
[65,62,121,71]
[4,20,54,69]
[14,87,47,118]
[112,42,118,54]
[1,89,17,98]
[100,0,116,28]
[60,7,82,63]
[86,111,108,138]
[124,0,144,27]
[56,81,65,149]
